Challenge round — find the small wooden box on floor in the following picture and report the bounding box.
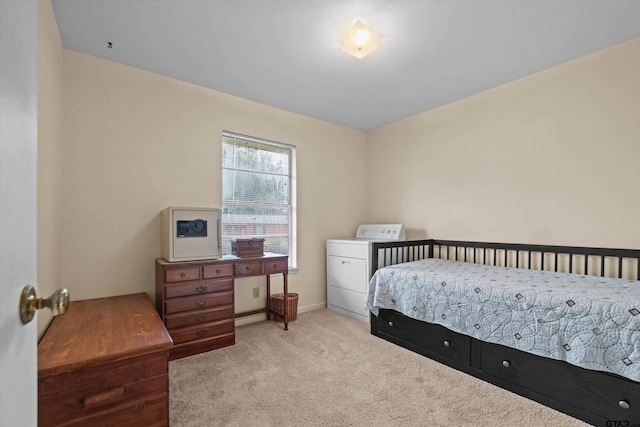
[37,293,173,427]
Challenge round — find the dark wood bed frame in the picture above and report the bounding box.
[370,239,640,427]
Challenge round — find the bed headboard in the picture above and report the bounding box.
[371,239,640,281]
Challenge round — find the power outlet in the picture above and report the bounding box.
[252,287,259,298]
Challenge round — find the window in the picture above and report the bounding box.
[222,131,296,268]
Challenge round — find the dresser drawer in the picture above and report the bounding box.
[60,393,168,427]
[235,260,263,276]
[169,319,235,345]
[164,305,234,329]
[203,263,234,279]
[264,258,288,274]
[165,278,233,298]
[165,291,233,314]
[38,351,167,426]
[165,266,200,283]
[170,333,235,360]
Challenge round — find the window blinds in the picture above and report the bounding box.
[221,132,294,260]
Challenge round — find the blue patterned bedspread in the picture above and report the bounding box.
[367,258,640,382]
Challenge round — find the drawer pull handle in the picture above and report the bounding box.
[180,272,186,277]
[502,360,510,368]
[195,285,207,293]
[619,400,630,410]
[196,301,206,307]
[388,321,394,327]
[246,266,251,271]
[443,340,450,347]
[196,314,207,322]
[216,269,221,273]
[83,386,125,410]
[196,330,207,337]
[273,264,278,268]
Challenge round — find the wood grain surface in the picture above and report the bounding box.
[38,293,173,377]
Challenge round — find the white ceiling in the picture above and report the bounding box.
[51,0,640,132]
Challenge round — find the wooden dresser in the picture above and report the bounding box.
[38,293,173,427]
[155,254,289,360]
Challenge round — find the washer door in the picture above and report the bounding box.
[327,255,368,293]
[327,254,370,320]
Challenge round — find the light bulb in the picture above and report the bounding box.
[353,28,371,47]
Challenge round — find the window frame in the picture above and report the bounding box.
[221,131,297,270]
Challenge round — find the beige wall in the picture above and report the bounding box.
[37,0,64,335]
[367,37,640,249]
[62,49,368,318]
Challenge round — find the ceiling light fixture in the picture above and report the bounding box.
[339,20,382,59]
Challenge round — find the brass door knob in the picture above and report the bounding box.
[20,285,70,324]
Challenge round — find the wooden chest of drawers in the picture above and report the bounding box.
[156,255,290,360]
[38,293,173,427]
[156,259,236,360]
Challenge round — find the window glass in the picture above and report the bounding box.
[222,132,296,267]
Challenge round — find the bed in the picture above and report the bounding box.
[367,239,640,427]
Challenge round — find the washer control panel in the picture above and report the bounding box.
[355,224,405,240]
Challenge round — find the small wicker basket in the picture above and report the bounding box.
[270,293,298,323]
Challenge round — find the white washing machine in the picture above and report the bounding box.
[327,224,405,323]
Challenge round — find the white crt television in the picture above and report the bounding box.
[161,207,222,262]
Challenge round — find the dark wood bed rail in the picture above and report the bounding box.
[370,239,432,277]
[371,239,640,281]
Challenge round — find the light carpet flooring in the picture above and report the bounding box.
[169,308,589,427]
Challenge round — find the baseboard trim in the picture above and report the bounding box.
[234,302,327,327]
[299,302,326,313]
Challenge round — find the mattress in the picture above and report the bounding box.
[367,258,640,382]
